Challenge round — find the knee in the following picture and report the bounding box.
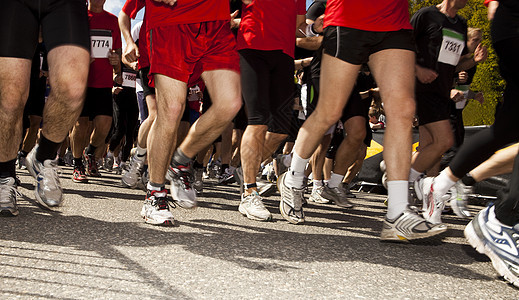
[216,97,242,121]
[437,134,454,153]
[52,82,86,112]
[385,98,416,124]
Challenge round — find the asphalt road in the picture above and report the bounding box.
[1,166,517,299]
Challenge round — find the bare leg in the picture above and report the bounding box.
[0,58,31,162]
[471,144,519,182]
[333,116,366,175]
[22,115,43,153]
[241,124,267,192]
[43,46,89,143]
[411,120,454,174]
[147,74,187,185]
[137,94,157,148]
[178,70,241,158]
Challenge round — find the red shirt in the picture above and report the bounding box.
[88,10,122,88]
[122,0,149,68]
[237,0,306,58]
[145,0,230,30]
[324,0,412,32]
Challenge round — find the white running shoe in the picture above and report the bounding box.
[421,177,450,224]
[308,185,329,204]
[278,172,305,224]
[167,162,197,209]
[380,207,447,241]
[449,181,472,218]
[465,206,519,288]
[141,189,174,226]
[238,191,272,221]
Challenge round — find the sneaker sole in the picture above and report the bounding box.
[143,216,175,226]
[238,206,272,221]
[464,220,519,288]
[380,223,447,242]
[72,178,89,183]
[34,187,61,210]
[0,209,19,217]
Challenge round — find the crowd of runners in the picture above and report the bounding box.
[1,0,519,288]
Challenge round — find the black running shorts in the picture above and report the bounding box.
[416,92,451,126]
[138,67,155,98]
[81,88,113,120]
[239,49,295,134]
[322,27,415,65]
[0,0,89,59]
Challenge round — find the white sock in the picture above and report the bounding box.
[106,151,114,158]
[312,180,323,192]
[282,154,292,167]
[136,145,147,157]
[434,170,456,197]
[323,179,330,185]
[285,152,309,189]
[386,180,409,220]
[328,172,344,188]
[408,168,422,182]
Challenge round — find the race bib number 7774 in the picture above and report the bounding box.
[90,29,113,59]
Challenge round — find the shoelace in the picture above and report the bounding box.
[250,194,266,209]
[41,161,62,189]
[173,165,194,189]
[0,183,21,203]
[149,191,176,210]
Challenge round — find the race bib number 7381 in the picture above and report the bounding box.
[437,28,464,66]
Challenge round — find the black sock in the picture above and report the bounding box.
[461,174,476,186]
[74,158,84,168]
[222,164,229,171]
[85,144,97,156]
[193,161,204,169]
[36,134,62,162]
[19,150,28,157]
[0,159,16,178]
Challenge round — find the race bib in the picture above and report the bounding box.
[438,28,464,66]
[90,29,112,58]
[122,71,137,88]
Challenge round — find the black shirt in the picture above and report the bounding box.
[491,0,519,44]
[411,6,468,96]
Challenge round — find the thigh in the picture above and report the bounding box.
[368,48,415,118]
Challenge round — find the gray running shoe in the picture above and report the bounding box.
[321,184,354,208]
[308,186,329,204]
[257,181,276,197]
[277,172,305,224]
[0,177,20,216]
[17,151,27,170]
[141,189,175,226]
[26,147,63,208]
[104,156,114,172]
[449,181,472,218]
[193,167,204,195]
[238,191,272,221]
[121,154,145,188]
[234,167,244,194]
[380,207,447,242]
[167,161,197,209]
[217,167,235,185]
[465,206,519,288]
